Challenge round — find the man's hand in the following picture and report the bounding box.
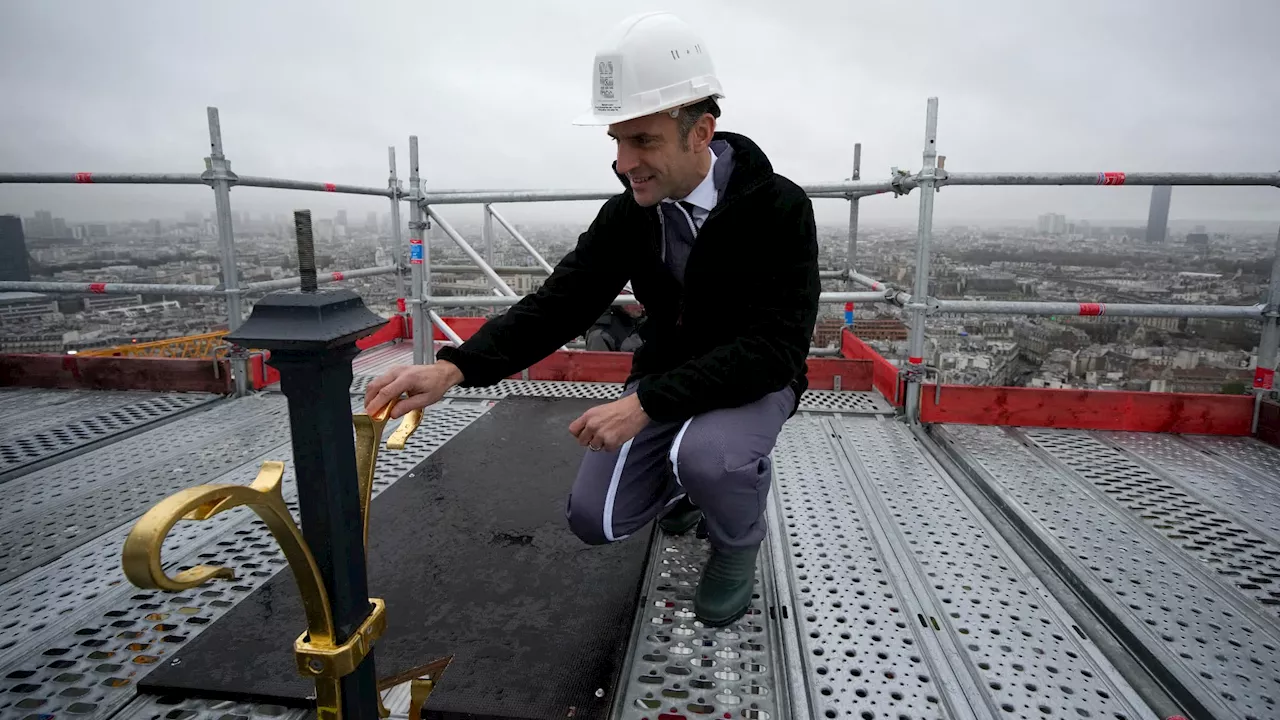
[569,393,650,452]
[364,360,465,419]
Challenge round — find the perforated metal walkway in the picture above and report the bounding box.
[2,378,1279,720]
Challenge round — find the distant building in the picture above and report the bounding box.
[82,294,143,313]
[0,291,58,321]
[812,317,845,348]
[1186,232,1209,251]
[851,318,909,341]
[1037,213,1067,235]
[1145,186,1172,243]
[0,215,32,281]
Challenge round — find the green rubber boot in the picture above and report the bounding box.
[694,543,759,627]
[658,495,702,535]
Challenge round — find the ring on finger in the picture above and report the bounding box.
[588,442,603,452]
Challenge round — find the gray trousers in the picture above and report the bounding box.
[565,385,795,550]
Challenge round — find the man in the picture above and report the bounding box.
[365,11,819,627]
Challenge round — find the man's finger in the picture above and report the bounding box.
[368,374,411,415]
[568,414,586,437]
[389,388,438,418]
[364,366,403,410]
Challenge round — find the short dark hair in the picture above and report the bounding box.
[675,97,720,150]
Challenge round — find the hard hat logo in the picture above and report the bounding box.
[594,57,623,114]
[573,12,724,126]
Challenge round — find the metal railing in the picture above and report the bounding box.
[1,99,1276,422]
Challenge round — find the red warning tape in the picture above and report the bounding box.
[323,182,337,192]
[1078,303,1104,316]
[1256,367,1276,391]
[1096,171,1126,186]
[89,283,107,294]
[331,271,344,281]
[74,172,94,183]
[908,356,923,364]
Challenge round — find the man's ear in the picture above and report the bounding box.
[693,114,716,151]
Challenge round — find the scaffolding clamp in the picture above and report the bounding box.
[201,156,239,186]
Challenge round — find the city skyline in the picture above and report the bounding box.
[1,1,1278,228]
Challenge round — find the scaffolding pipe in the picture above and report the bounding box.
[388,147,406,306]
[205,107,247,398]
[930,299,1265,319]
[1254,227,1280,431]
[906,98,940,424]
[419,179,905,205]
[938,172,1280,188]
[429,310,465,346]
[0,172,206,185]
[487,206,557,274]
[422,206,517,296]
[233,175,394,197]
[848,270,887,291]
[428,294,637,308]
[482,204,495,267]
[845,142,862,289]
[243,265,399,293]
[0,280,219,296]
[426,291,885,309]
[432,265,549,275]
[821,291,893,304]
[408,137,430,365]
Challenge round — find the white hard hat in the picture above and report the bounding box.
[573,11,724,126]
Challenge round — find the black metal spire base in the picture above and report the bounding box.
[226,210,387,720]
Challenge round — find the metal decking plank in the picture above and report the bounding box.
[824,416,990,720]
[0,394,285,528]
[1100,431,1280,548]
[0,390,156,440]
[1025,429,1280,616]
[0,400,492,720]
[0,392,218,484]
[939,423,1280,720]
[611,528,783,720]
[0,396,293,584]
[769,415,962,720]
[1182,435,1280,487]
[831,416,1153,720]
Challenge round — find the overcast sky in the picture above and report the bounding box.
[1,0,1277,230]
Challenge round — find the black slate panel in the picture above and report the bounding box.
[142,396,652,720]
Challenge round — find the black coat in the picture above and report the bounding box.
[436,131,820,423]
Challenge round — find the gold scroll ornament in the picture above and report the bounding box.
[121,400,444,720]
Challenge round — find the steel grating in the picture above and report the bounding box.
[0,396,295,669]
[804,416,1153,720]
[1102,432,1280,544]
[614,531,782,720]
[0,400,491,720]
[0,390,167,441]
[0,392,215,481]
[0,396,293,585]
[939,424,1280,720]
[771,416,951,720]
[837,417,1153,720]
[1027,429,1280,614]
[1184,435,1280,484]
[350,375,893,414]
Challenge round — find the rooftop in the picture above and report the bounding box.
[1,335,1278,720]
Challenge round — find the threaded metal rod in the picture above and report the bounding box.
[294,210,318,292]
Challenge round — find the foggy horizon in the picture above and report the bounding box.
[2,0,1278,230]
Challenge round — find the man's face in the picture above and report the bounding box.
[608,112,706,207]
